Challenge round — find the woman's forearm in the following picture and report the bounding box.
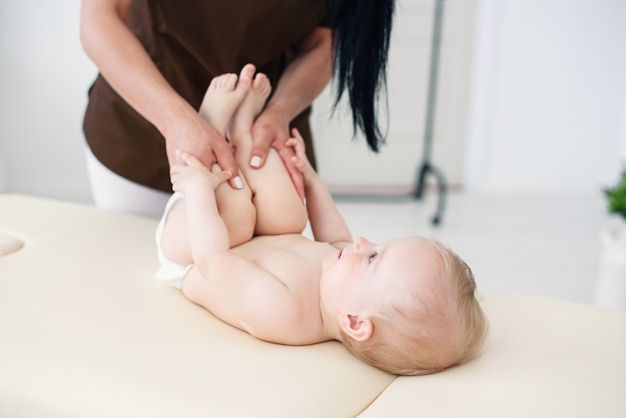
[263,27,333,121]
[80,0,195,139]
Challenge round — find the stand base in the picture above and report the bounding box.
[414,162,447,226]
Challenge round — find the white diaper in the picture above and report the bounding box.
[155,192,193,289]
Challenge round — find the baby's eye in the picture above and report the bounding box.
[368,251,378,263]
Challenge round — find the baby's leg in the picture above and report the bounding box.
[229,74,308,236]
[159,193,193,266]
[197,66,257,247]
[162,69,256,262]
[199,65,252,135]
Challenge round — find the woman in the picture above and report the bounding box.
[80,0,395,217]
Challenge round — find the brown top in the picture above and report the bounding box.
[83,0,327,192]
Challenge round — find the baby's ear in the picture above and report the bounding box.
[339,313,373,342]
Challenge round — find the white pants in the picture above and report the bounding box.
[85,148,171,218]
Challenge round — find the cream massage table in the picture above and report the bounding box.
[1,194,625,417]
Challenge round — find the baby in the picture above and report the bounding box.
[156,65,488,376]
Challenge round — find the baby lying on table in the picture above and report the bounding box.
[156,65,488,376]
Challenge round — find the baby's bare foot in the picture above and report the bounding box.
[228,73,272,145]
[199,64,255,135]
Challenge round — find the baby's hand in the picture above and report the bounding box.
[170,150,232,195]
[284,128,316,180]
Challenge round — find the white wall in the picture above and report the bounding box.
[0,0,97,203]
[465,0,626,194]
[1,0,624,203]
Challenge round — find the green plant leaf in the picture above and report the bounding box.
[604,169,626,219]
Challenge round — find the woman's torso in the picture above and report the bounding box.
[83,0,327,192]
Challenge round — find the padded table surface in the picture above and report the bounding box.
[362,293,626,417]
[0,194,394,418]
[1,194,625,417]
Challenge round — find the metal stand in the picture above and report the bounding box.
[414,0,447,226]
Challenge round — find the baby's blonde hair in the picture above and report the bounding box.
[340,240,489,376]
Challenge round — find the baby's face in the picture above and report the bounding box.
[320,237,442,315]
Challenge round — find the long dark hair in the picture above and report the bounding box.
[328,0,395,152]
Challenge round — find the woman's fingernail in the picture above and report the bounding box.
[250,155,261,168]
[233,176,244,189]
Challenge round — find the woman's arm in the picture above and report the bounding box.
[253,27,333,143]
[249,27,333,198]
[79,0,242,188]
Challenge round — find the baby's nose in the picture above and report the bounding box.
[354,237,371,251]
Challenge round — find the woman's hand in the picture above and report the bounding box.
[170,151,232,196]
[250,107,304,200]
[165,112,243,190]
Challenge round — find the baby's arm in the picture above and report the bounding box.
[172,152,301,342]
[285,129,352,247]
[170,151,232,256]
[182,258,302,344]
